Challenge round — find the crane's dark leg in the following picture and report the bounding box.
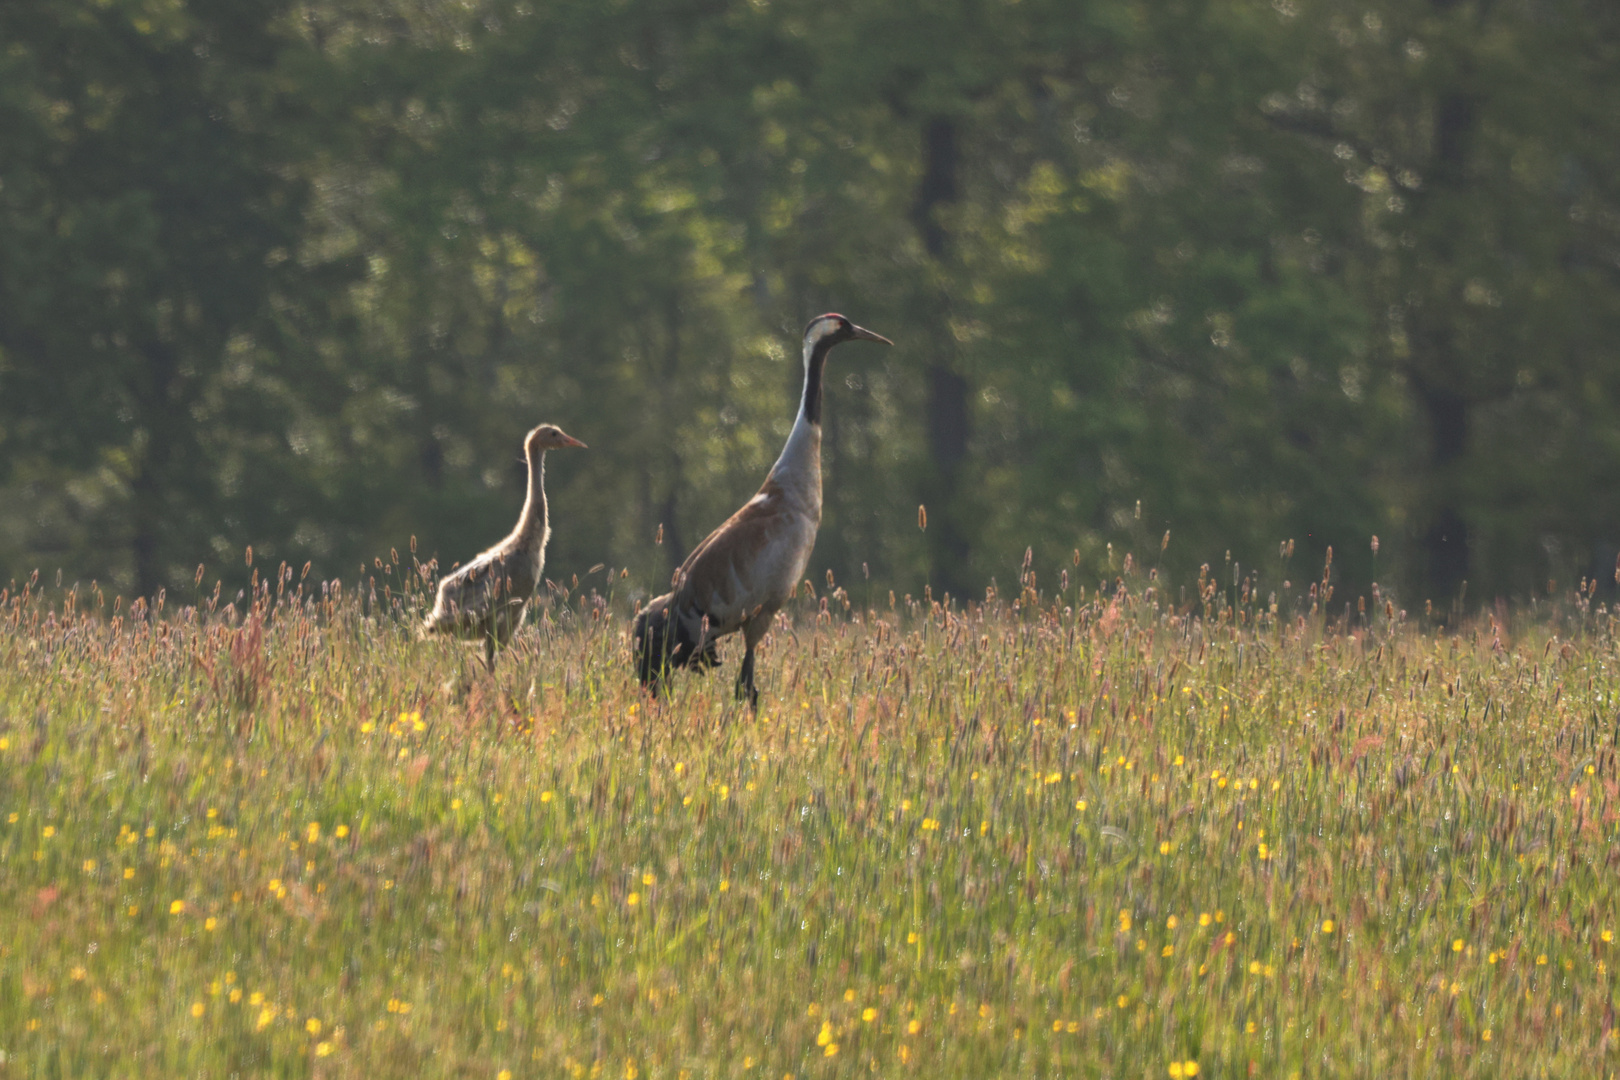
[734,644,758,710]
[734,611,774,711]
[484,635,497,673]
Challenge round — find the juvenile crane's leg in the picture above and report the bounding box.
[485,600,525,676]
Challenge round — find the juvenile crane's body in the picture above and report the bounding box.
[635,314,891,706]
[424,424,585,671]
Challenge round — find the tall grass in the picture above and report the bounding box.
[2,552,1617,1077]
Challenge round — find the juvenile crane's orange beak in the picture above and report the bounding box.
[558,433,587,449]
[848,323,894,346]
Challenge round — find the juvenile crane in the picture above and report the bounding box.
[424,423,586,671]
[635,314,892,706]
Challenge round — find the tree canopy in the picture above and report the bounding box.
[2,0,1617,612]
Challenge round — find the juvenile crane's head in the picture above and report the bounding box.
[801,313,893,357]
[525,424,588,453]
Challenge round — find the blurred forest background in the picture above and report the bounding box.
[2,0,1618,612]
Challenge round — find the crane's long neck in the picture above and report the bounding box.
[513,443,549,546]
[766,334,834,508]
[800,331,834,426]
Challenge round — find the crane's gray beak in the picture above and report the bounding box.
[848,324,893,346]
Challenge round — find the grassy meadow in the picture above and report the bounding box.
[3,552,1619,1078]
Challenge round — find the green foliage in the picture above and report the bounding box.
[1264,0,1620,599]
[3,571,1619,1073]
[1,0,1618,609]
[0,0,348,596]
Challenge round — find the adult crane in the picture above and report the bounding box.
[634,314,892,707]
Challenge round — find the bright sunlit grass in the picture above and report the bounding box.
[1,556,1616,1076]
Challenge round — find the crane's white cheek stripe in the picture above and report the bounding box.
[804,319,840,348]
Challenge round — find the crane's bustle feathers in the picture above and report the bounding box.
[634,315,888,697]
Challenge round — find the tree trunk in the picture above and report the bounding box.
[657,294,688,572]
[1411,87,1477,605]
[912,116,973,598]
[925,362,972,593]
[131,465,162,601]
[911,118,958,259]
[1415,377,1470,602]
[130,337,190,599]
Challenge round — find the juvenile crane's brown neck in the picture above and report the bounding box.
[513,441,549,543]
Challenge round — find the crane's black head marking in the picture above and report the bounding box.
[803,313,852,346]
[797,315,892,424]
